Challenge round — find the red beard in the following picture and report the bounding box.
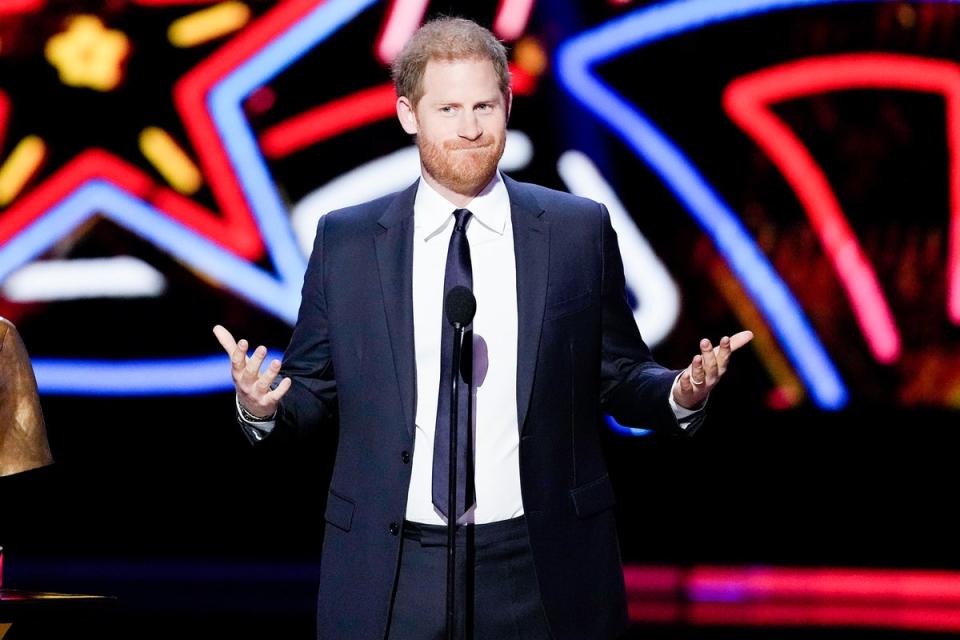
[419,132,506,197]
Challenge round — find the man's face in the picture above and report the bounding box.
[398,58,510,197]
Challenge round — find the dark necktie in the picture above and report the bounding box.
[432,208,475,521]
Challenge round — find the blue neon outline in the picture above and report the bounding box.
[34,351,284,395]
[0,181,302,318]
[606,416,652,437]
[550,0,916,410]
[0,0,376,395]
[208,0,381,287]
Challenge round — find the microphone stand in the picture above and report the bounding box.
[446,321,465,640]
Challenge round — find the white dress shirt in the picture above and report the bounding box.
[405,172,522,525]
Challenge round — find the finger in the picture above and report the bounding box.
[689,354,705,386]
[715,335,732,373]
[699,338,718,383]
[678,366,694,393]
[257,358,282,393]
[230,338,249,374]
[244,345,268,380]
[214,326,249,378]
[728,330,754,352]
[212,325,238,355]
[267,376,292,403]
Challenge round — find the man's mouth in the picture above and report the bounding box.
[448,142,491,151]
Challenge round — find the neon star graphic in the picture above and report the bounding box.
[0,0,538,395]
[558,0,935,410]
[723,52,960,365]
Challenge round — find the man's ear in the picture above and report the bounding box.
[397,96,418,135]
[505,88,513,124]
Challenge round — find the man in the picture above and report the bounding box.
[214,17,751,640]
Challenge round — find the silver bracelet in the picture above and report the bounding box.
[239,403,276,423]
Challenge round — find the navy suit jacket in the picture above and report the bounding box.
[269,175,692,639]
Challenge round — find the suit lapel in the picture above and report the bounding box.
[375,180,419,439]
[505,175,549,433]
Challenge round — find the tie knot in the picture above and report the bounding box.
[453,208,472,232]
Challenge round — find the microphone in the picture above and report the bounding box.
[444,285,476,328]
[440,286,474,639]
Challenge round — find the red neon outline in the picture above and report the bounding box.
[173,0,336,259]
[0,3,335,259]
[3,0,338,259]
[0,146,251,256]
[374,0,536,64]
[623,564,960,632]
[0,0,44,15]
[687,602,960,632]
[724,53,960,363]
[493,0,536,41]
[261,83,396,159]
[259,64,538,160]
[689,565,960,603]
[0,91,10,153]
[130,0,221,5]
[510,64,536,95]
[374,0,430,65]
[0,149,216,244]
[624,564,960,603]
[623,565,683,595]
[627,602,681,624]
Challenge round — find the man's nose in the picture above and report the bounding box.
[458,112,483,140]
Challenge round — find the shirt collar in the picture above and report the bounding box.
[414,171,509,239]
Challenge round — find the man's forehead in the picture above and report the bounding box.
[422,56,497,79]
[420,58,501,96]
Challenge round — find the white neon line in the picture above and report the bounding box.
[557,150,680,346]
[2,256,167,301]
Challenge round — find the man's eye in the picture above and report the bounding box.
[476,104,492,111]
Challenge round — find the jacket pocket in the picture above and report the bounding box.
[569,473,616,518]
[544,291,592,321]
[324,488,355,532]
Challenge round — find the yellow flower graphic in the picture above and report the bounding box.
[45,15,130,91]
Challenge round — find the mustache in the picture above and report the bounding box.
[444,138,495,151]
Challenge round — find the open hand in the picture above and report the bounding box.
[213,324,291,419]
[672,330,753,410]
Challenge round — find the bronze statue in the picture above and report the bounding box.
[0,318,53,476]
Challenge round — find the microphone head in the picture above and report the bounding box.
[445,286,476,327]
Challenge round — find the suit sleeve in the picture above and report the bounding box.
[597,203,692,434]
[269,214,339,442]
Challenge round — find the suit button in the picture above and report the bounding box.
[401,450,411,464]
[389,522,400,536]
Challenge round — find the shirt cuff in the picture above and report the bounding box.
[668,373,706,430]
[236,394,276,434]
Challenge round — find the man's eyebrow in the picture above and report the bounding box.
[429,96,500,104]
